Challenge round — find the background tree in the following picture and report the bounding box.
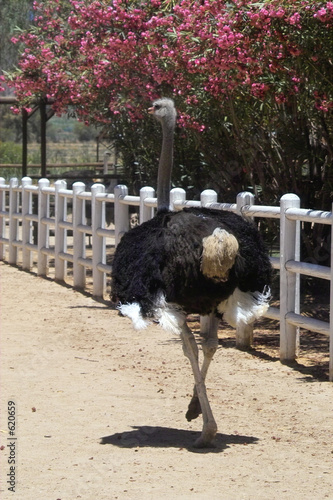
[0,0,36,144]
[3,0,333,222]
[0,0,34,73]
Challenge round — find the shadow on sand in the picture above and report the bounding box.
[100,425,258,454]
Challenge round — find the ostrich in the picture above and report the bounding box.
[111,98,272,447]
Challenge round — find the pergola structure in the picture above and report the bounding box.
[0,96,54,178]
[0,96,117,181]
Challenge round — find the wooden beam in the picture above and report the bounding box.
[22,109,28,177]
[40,101,47,178]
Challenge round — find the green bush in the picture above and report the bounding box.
[0,141,21,163]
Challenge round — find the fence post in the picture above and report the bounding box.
[170,187,186,211]
[22,176,33,270]
[0,177,6,260]
[37,178,50,275]
[114,185,129,246]
[280,193,300,361]
[103,151,111,175]
[91,183,106,297]
[8,178,19,265]
[236,191,255,216]
[236,191,255,348]
[200,189,217,207]
[140,186,155,224]
[73,181,86,288]
[54,179,67,281]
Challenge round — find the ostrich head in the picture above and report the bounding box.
[148,98,177,128]
[148,98,177,211]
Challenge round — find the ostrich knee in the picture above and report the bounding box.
[201,337,219,371]
[181,329,199,362]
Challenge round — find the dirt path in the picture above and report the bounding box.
[0,262,332,500]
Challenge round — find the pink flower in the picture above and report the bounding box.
[3,0,332,125]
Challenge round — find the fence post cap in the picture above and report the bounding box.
[114,184,128,197]
[170,187,186,210]
[237,191,254,200]
[21,177,32,187]
[280,193,300,201]
[170,187,186,194]
[140,186,155,194]
[38,178,50,188]
[91,183,105,194]
[55,179,67,190]
[201,189,217,206]
[201,189,217,196]
[72,181,86,193]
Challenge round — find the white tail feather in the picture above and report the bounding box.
[156,306,186,334]
[118,302,151,330]
[118,295,186,334]
[218,286,271,328]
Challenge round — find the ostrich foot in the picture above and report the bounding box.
[186,395,202,421]
[194,422,218,448]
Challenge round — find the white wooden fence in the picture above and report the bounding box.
[0,176,332,381]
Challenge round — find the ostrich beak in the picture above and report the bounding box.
[148,106,155,114]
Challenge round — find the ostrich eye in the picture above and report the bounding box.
[154,104,161,110]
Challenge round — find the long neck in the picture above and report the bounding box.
[157,121,174,211]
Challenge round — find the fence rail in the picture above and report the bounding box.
[0,176,332,380]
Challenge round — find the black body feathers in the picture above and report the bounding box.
[111,207,272,318]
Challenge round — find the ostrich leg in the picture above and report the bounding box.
[186,314,219,422]
[180,322,217,447]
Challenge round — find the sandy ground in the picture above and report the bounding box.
[0,261,332,500]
